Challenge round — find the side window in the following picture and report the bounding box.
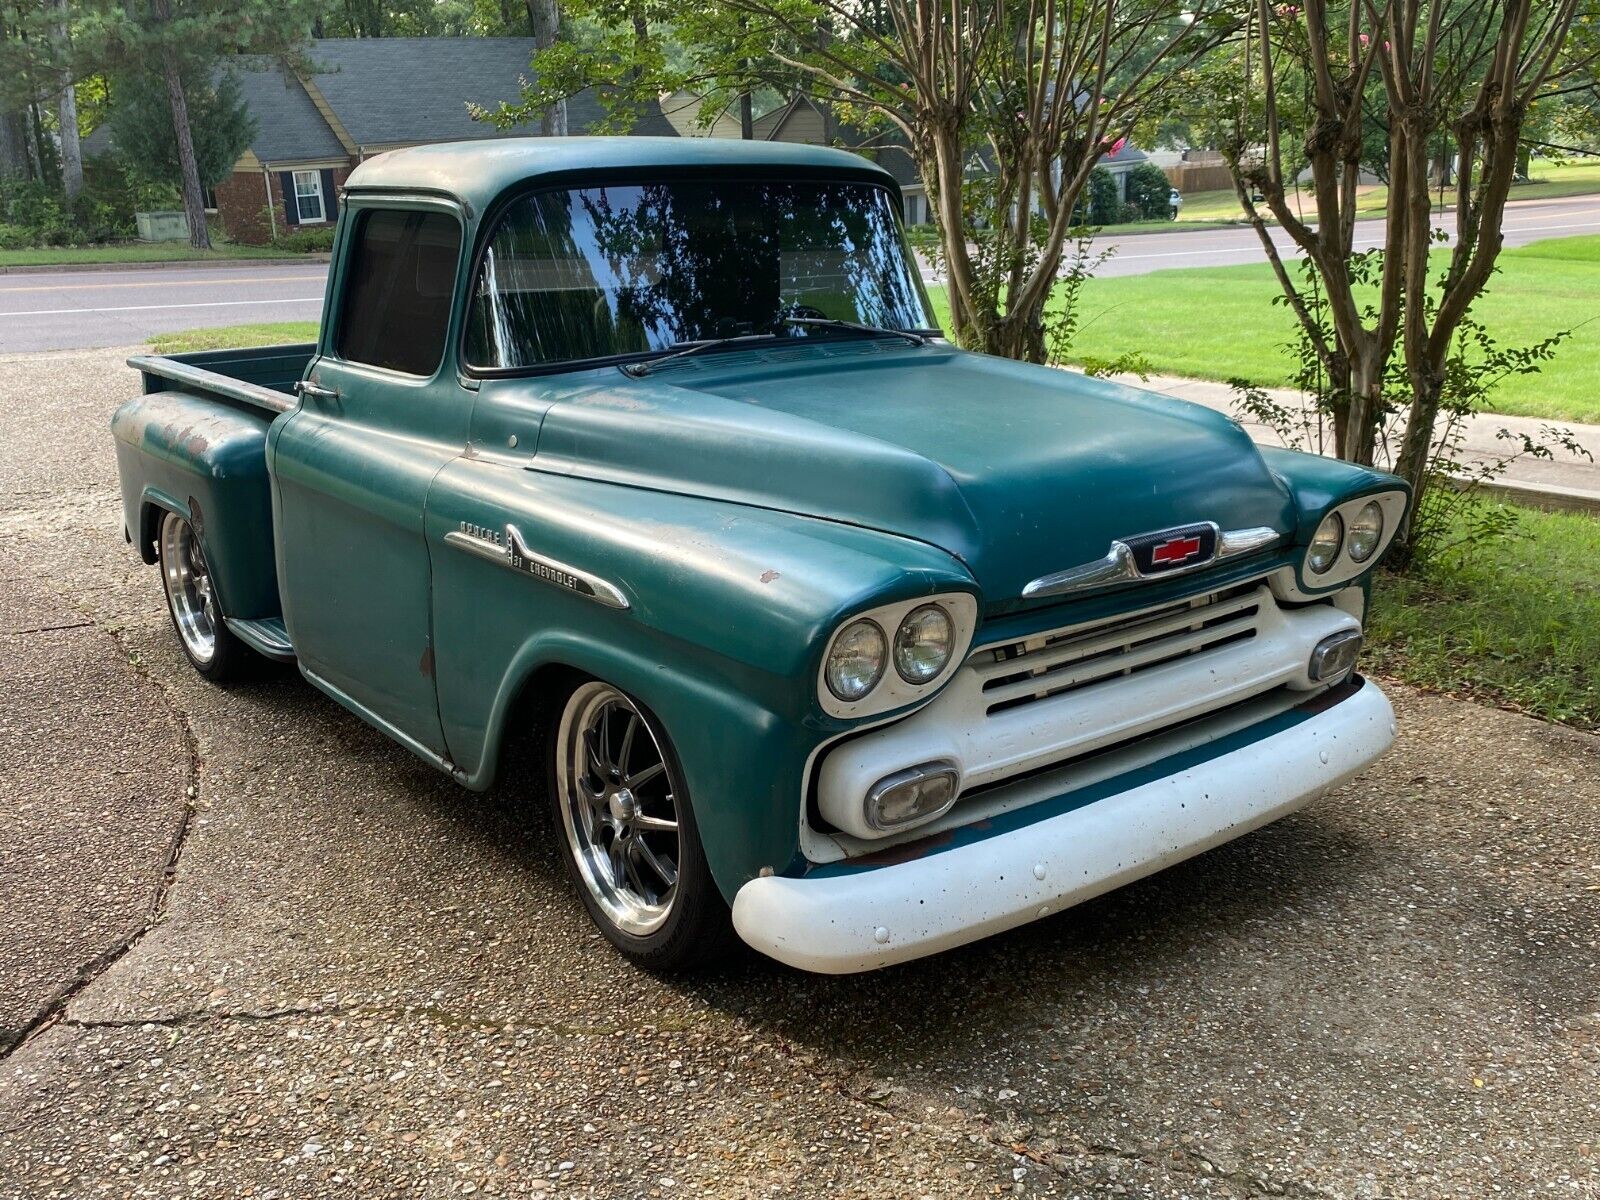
[335,209,462,377]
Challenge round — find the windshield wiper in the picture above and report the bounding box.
[621,333,784,378]
[780,317,931,346]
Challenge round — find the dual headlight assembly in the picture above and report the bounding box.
[826,604,955,700]
[1306,499,1386,576]
[817,594,978,720]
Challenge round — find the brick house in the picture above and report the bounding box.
[210,38,679,244]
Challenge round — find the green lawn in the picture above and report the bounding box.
[1367,503,1600,730]
[148,321,319,354]
[1055,234,1600,423]
[1177,159,1600,225]
[0,242,317,268]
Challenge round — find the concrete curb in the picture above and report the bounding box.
[1445,476,1600,516]
[0,254,330,276]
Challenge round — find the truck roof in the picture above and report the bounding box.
[342,136,898,214]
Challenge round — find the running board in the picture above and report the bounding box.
[226,616,295,661]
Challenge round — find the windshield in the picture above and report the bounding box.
[465,179,937,369]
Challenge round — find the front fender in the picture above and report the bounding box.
[426,462,978,900]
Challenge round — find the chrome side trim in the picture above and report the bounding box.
[444,523,630,610]
[1218,526,1281,558]
[1021,524,1280,600]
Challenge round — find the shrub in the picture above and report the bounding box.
[1126,163,1176,220]
[0,179,76,244]
[272,225,337,253]
[0,223,34,250]
[1086,166,1123,226]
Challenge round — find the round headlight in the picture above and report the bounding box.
[1307,512,1343,575]
[825,619,886,701]
[1346,500,1385,563]
[893,604,955,684]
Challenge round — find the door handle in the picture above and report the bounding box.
[294,379,340,401]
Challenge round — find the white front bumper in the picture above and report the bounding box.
[733,678,1396,973]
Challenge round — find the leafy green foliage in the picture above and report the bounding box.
[108,67,254,192]
[1124,163,1175,220]
[1086,167,1129,226]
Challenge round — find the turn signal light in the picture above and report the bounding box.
[1309,630,1363,684]
[865,762,960,832]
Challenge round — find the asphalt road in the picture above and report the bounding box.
[3,195,1597,354]
[0,261,328,353]
[1,346,1597,1198]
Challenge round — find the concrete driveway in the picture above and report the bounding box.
[1,347,1596,1198]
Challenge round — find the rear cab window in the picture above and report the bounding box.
[335,210,463,377]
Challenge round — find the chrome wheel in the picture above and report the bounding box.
[159,513,218,665]
[556,682,682,937]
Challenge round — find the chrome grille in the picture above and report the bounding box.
[973,582,1265,716]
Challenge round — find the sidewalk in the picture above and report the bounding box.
[1129,373,1600,515]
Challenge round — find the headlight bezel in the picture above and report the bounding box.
[1290,490,1408,593]
[817,593,979,719]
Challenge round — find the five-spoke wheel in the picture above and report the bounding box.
[550,680,733,968]
[158,510,246,681]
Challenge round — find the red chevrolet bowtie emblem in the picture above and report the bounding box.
[1151,535,1204,565]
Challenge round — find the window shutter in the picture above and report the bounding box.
[320,169,336,220]
[280,171,298,227]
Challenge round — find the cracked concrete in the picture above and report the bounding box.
[0,346,1596,1198]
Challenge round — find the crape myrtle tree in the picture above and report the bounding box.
[1214,0,1591,547]
[481,0,1236,363]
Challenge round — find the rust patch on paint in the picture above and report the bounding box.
[419,646,435,678]
[846,829,957,868]
[760,569,781,584]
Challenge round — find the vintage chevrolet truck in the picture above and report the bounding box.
[112,138,1407,973]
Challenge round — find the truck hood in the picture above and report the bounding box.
[529,342,1297,602]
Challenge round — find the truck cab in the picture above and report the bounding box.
[113,138,1407,973]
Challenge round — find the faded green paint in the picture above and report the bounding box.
[111,139,1408,906]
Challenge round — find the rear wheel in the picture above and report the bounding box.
[550,680,734,970]
[158,511,247,682]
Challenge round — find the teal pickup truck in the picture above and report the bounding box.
[113,138,1407,973]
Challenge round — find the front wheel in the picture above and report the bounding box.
[158,510,248,682]
[549,680,734,971]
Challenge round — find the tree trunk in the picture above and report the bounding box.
[151,0,211,250]
[738,17,753,139]
[525,0,566,136]
[1389,368,1443,561]
[53,0,82,202]
[0,110,28,180]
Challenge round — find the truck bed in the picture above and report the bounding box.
[126,343,317,415]
[113,344,314,657]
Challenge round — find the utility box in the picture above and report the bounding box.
[135,211,190,242]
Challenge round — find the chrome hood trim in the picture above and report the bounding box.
[1022,525,1280,600]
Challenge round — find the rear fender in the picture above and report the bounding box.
[110,390,282,620]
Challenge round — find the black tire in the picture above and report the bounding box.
[157,510,250,683]
[546,678,736,971]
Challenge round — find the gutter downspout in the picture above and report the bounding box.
[263,164,277,241]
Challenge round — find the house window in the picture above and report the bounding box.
[293,170,326,224]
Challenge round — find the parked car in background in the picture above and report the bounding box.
[112,138,1407,974]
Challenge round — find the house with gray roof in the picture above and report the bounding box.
[209,38,677,243]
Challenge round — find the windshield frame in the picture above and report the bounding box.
[457,168,943,380]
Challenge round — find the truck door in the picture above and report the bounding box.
[269,200,470,758]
